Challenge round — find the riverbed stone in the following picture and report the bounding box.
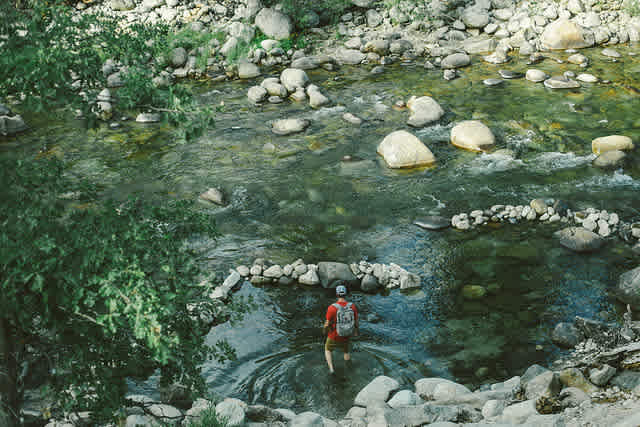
[289,411,323,427]
[317,262,358,289]
[354,375,400,407]
[0,114,28,136]
[199,187,225,205]
[148,403,182,423]
[558,367,599,395]
[215,398,246,426]
[540,18,595,49]
[551,322,584,348]
[500,399,538,424]
[615,266,640,307]
[307,87,330,109]
[544,75,581,89]
[413,216,450,230]
[593,150,626,168]
[462,7,490,28]
[524,371,561,400]
[526,69,549,82]
[255,8,292,40]
[248,86,268,103]
[441,53,471,69]
[280,68,309,92]
[591,135,634,154]
[406,96,445,127]
[577,73,598,83]
[377,130,436,168]
[415,378,471,400]
[388,390,422,408]
[360,274,379,293]
[450,120,495,152]
[237,61,261,79]
[567,53,588,65]
[555,227,606,252]
[298,268,320,286]
[589,364,617,386]
[272,118,310,135]
[136,113,161,123]
[602,48,621,58]
[335,48,366,65]
[171,47,187,68]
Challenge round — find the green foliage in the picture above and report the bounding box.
[186,407,230,427]
[0,1,214,140]
[0,156,245,423]
[625,0,640,16]
[279,33,308,52]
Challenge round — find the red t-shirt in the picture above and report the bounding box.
[326,300,358,342]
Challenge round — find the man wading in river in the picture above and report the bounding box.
[323,284,359,374]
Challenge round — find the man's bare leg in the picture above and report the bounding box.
[325,350,335,373]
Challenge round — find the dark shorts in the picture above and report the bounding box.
[325,337,350,353]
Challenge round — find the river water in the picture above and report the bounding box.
[4,46,640,418]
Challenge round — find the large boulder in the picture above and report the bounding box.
[615,266,640,307]
[540,19,595,49]
[591,135,634,154]
[215,398,246,426]
[406,96,445,127]
[377,130,436,168]
[554,227,606,252]
[440,53,471,69]
[450,121,495,152]
[280,68,309,92]
[415,378,471,401]
[354,376,400,407]
[524,371,561,400]
[237,61,261,79]
[255,8,292,40]
[335,48,366,65]
[593,150,626,168]
[317,262,358,289]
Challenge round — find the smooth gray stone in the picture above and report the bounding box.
[413,216,451,230]
[483,78,504,86]
[498,69,524,79]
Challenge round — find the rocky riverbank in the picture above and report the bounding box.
[43,312,640,426]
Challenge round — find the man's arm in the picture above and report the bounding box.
[323,319,330,335]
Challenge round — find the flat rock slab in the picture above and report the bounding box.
[483,78,504,86]
[544,76,581,89]
[414,216,451,230]
[498,70,524,79]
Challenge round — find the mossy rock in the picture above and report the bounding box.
[462,285,487,299]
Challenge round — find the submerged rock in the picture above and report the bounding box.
[272,118,310,135]
[413,216,451,230]
[554,227,606,252]
[544,75,581,89]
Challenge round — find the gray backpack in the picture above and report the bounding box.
[333,302,355,337]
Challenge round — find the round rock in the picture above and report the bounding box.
[526,69,549,82]
[540,19,595,50]
[406,96,445,127]
[554,227,606,252]
[377,130,436,168]
[272,118,310,135]
[441,53,471,69]
[450,120,496,152]
[591,135,634,154]
[483,78,504,86]
[593,150,626,168]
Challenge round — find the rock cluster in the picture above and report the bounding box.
[247,67,330,109]
[208,258,421,299]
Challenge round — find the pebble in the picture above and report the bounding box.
[483,78,504,86]
[498,69,524,79]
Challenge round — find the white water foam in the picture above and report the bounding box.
[466,152,525,174]
[528,151,596,171]
[576,169,639,189]
[309,105,346,119]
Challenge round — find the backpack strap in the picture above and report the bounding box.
[332,303,341,310]
[346,302,353,309]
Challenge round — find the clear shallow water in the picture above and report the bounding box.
[4,45,640,418]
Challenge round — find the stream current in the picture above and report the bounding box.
[4,46,640,419]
